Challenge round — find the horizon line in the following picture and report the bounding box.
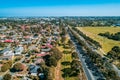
[0,16,120,17]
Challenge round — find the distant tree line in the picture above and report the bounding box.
[1,17,120,28]
[99,32,120,41]
[65,17,120,27]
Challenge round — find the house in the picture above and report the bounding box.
[21,40,32,44]
[47,37,52,42]
[38,73,44,79]
[0,35,6,39]
[35,52,49,57]
[21,25,30,31]
[28,65,40,76]
[23,36,32,41]
[41,38,53,52]
[0,26,7,31]
[14,46,24,55]
[54,31,59,36]
[4,39,14,43]
[0,48,10,55]
[0,56,13,61]
[41,47,51,52]
[28,45,36,50]
[34,58,44,64]
[32,34,39,39]
[0,48,14,60]
[3,50,14,56]
[21,36,32,44]
[41,43,53,49]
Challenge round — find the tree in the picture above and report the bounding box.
[1,63,10,72]
[0,43,5,47]
[13,63,24,71]
[48,57,57,67]
[71,52,79,59]
[107,46,120,60]
[61,68,72,77]
[51,48,62,61]
[7,60,12,67]
[99,32,120,41]
[43,66,53,80]
[44,48,62,67]
[68,40,73,46]
[61,61,71,66]
[112,46,120,53]
[61,36,66,43]
[3,74,11,80]
[71,60,81,74]
[107,69,120,80]
[107,50,116,59]
[63,50,70,54]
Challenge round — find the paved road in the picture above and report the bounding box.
[112,64,120,77]
[36,35,41,46]
[68,29,105,80]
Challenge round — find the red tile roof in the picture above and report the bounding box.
[4,39,14,43]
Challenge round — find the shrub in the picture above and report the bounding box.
[3,74,12,80]
[12,63,24,72]
[63,50,71,54]
[61,61,71,66]
[1,63,10,72]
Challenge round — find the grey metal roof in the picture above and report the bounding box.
[29,65,39,73]
[41,48,51,52]
[0,48,10,54]
[14,46,23,52]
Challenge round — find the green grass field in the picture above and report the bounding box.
[77,27,120,53]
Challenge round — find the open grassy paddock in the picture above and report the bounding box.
[77,27,120,53]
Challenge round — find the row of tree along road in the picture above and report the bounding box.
[69,26,120,80]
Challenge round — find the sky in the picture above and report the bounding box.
[0,0,120,16]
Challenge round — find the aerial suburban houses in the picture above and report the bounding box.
[0,17,120,80]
